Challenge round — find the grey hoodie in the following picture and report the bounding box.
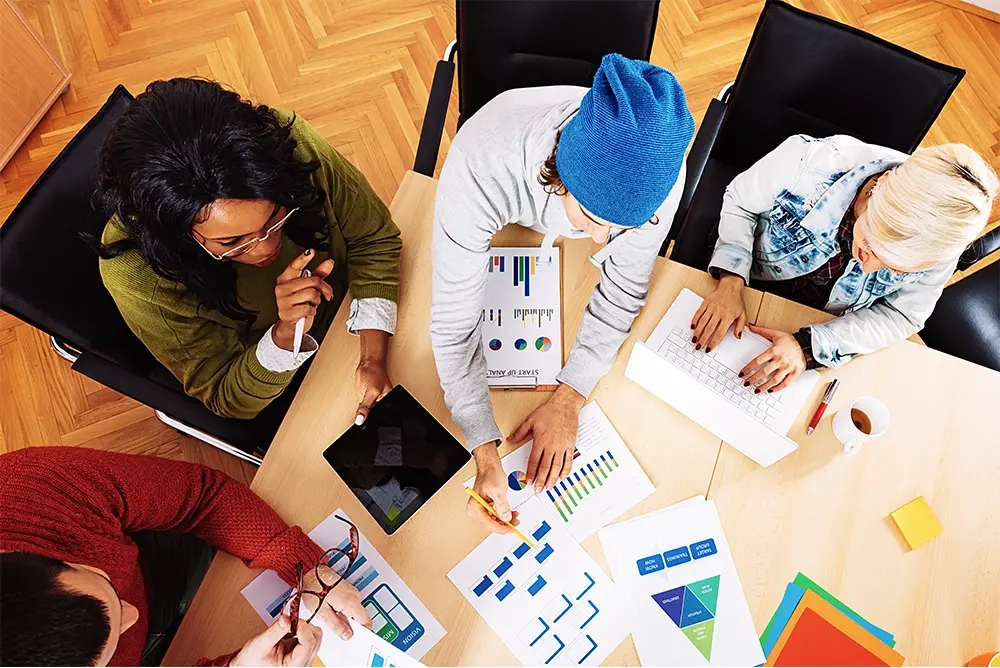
[431,86,685,450]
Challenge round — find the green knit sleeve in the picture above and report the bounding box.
[286,112,402,303]
[99,253,296,420]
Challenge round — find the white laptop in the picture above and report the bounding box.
[625,289,820,467]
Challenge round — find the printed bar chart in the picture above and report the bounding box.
[512,255,536,297]
[544,451,620,524]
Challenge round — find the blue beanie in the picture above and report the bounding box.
[556,54,694,227]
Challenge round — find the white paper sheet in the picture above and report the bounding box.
[313,617,424,667]
[482,247,563,388]
[448,496,630,666]
[465,403,654,541]
[598,498,764,666]
[241,509,445,660]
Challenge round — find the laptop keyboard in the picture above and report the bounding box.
[656,327,785,427]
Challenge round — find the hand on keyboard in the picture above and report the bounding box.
[739,325,807,393]
[691,274,748,351]
[658,325,788,427]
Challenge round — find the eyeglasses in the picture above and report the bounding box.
[284,515,359,640]
[195,206,299,260]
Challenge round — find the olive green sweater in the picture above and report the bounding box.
[99,108,401,420]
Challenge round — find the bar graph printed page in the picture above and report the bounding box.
[464,403,654,541]
[241,509,445,660]
[448,496,630,666]
[482,247,562,388]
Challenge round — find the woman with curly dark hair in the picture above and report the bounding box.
[96,78,401,422]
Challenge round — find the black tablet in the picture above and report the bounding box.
[322,385,471,535]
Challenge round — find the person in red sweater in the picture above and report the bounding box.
[0,447,371,666]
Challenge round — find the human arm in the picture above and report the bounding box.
[707,134,811,282]
[805,262,954,367]
[429,147,508,452]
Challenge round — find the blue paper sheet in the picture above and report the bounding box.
[760,582,895,658]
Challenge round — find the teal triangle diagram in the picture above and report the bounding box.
[651,575,720,661]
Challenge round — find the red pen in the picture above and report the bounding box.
[806,379,840,435]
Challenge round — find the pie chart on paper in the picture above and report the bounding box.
[535,337,552,352]
[507,470,528,491]
[489,338,502,351]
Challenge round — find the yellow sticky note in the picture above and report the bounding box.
[890,496,942,550]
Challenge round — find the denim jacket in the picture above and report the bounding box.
[709,134,957,367]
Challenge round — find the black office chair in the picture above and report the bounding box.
[413,0,660,177]
[919,229,1000,372]
[666,0,965,268]
[0,86,308,464]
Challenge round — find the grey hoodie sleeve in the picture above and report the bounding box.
[556,174,683,397]
[430,149,508,450]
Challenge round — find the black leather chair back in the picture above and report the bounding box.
[670,0,964,269]
[0,85,155,371]
[455,0,659,126]
[713,0,964,171]
[920,262,1000,372]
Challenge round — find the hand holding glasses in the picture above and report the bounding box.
[283,516,362,647]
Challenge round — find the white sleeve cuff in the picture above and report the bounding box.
[346,298,397,335]
[255,324,318,373]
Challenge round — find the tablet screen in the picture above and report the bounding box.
[322,385,471,535]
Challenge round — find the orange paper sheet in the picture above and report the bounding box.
[765,590,904,667]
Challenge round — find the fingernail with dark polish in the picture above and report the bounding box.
[743,381,749,387]
[706,347,712,353]
[305,248,312,256]
[690,324,696,329]
[755,389,760,394]
[738,371,744,378]
[695,344,701,351]
[767,389,773,393]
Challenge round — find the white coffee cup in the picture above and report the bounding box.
[832,396,890,455]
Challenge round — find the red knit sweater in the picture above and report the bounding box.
[0,447,325,666]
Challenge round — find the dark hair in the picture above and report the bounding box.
[92,78,329,322]
[0,552,112,666]
[538,134,567,196]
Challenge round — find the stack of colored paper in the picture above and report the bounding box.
[759,574,904,666]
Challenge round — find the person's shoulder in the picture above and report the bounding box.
[456,85,587,144]
[796,134,908,169]
[98,218,193,313]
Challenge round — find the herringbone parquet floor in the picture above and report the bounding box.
[1,0,998,480]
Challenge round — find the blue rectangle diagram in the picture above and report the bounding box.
[472,575,492,597]
[580,600,599,629]
[535,543,554,564]
[552,595,573,623]
[496,580,515,601]
[690,538,718,559]
[528,575,547,596]
[577,635,598,664]
[532,521,552,541]
[575,572,596,600]
[493,556,513,578]
[663,546,692,567]
[513,542,531,559]
[636,554,665,576]
[353,565,379,592]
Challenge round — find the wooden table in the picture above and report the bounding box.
[163,171,762,666]
[166,171,1000,666]
[709,293,1000,665]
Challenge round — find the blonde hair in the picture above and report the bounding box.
[866,144,999,272]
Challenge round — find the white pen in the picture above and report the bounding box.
[292,269,311,356]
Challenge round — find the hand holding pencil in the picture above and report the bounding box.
[271,249,335,352]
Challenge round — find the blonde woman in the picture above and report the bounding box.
[691,134,998,392]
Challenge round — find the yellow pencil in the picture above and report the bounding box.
[465,487,536,549]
